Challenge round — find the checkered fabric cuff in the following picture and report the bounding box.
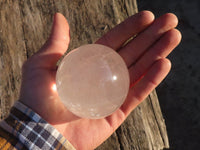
[0,101,76,150]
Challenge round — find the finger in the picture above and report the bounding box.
[129,29,181,84]
[96,11,155,50]
[121,58,171,116]
[119,13,178,67]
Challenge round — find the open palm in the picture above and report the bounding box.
[19,11,181,150]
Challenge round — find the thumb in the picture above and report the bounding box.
[41,13,70,55]
[31,13,70,68]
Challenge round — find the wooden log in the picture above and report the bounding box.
[0,0,169,149]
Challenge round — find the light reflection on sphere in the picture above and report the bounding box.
[56,44,130,119]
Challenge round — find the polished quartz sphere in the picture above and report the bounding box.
[56,44,130,119]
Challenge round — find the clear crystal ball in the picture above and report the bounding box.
[56,44,130,119]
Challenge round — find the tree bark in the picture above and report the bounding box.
[0,0,169,149]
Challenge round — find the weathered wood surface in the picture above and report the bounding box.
[0,0,169,149]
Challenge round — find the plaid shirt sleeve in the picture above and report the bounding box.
[0,101,76,150]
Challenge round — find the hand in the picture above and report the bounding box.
[19,11,181,150]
